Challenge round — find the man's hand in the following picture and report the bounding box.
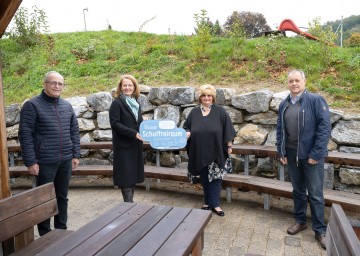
[308,158,318,165]
[72,158,80,170]
[27,164,39,175]
[186,132,191,139]
[280,157,288,165]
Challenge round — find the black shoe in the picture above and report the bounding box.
[212,208,225,216]
[201,205,211,210]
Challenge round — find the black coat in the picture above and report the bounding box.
[109,95,144,187]
[183,104,236,176]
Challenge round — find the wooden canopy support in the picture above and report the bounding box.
[0,65,11,200]
[0,0,22,37]
[0,0,23,200]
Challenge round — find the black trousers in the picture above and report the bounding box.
[199,166,222,208]
[36,159,72,236]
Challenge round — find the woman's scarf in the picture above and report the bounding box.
[124,96,139,121]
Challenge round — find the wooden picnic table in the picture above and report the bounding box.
[13,202,212,256]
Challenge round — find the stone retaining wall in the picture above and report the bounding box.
[5,85,360,192]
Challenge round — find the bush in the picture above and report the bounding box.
[8,6,48,48]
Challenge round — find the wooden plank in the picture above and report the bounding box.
[0,183,57,242]
[0,0,22,37]
[144,166,188,182]
[14,228,34,251]
[123,207,191,256]
[65,204,155,256]
[7,142,360,166]
[0,199,58,241]
[36,202,136,255]
[0,183,56,221]
[11,230,73,256]
[154,208,212,256]
[97,205,177,256]
[326,204,360,255]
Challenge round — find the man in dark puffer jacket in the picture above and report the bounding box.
[19,71,80,236]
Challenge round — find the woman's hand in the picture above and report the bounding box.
[186,132,191,139]
[136,133,143,141]
[227,147,232,155]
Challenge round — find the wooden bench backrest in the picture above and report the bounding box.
[0,183,58,242]
[326,204,360,256]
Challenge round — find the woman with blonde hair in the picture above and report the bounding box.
[109,74,144,202]
[184,84,236,216]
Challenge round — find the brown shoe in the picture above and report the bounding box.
[287,223,307,235]
[315,234,326,249]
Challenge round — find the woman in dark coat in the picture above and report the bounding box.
[183,84,236,216]
[109,74,144,202]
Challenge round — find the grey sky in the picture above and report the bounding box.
[18,0,359,35]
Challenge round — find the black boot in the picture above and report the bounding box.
[121,187,134,203]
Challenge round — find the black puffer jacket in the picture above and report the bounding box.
[18,90,80,166]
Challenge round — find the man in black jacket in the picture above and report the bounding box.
[19,71,80,236]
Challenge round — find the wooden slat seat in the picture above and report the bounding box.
[9,164,360,213]
[326,204,360,255]
[0,183,72,255]
[7,142,360,214]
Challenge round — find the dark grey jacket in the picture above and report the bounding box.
[19,90,80,166]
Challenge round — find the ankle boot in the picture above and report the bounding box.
[121,187,134,203]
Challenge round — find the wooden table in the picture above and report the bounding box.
[28,202,212,256]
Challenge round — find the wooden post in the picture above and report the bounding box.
[0,62,14,256]
[0,64,11,200]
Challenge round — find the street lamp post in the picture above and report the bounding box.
[83,8,88,31]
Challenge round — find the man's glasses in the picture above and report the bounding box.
[46,81,65,87]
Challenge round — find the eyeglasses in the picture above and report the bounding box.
[46,81,65,87]
[201,94,213,98]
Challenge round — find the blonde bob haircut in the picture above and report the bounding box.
[114,74,140,99]
[198,84,216,103]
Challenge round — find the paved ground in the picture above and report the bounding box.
[11,176,353,256]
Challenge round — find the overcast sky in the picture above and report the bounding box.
[17,0,359,35]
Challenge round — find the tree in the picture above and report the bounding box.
[8,5,48,47]
[224,11,271,38]
[191,10,212,59]
[212,20,223,36]
[345,33,360,46]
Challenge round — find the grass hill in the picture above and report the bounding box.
[0,30,359,112]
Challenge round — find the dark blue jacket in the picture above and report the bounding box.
[276,90,331,161]
[19,90,81,166]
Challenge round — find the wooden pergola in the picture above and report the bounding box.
[0,0,22,200]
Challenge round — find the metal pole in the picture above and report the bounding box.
[83,8,88,31]
[340,16,343,48]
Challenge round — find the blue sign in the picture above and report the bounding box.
[140,120,187,150]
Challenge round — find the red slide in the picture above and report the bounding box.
[278,19,318,41]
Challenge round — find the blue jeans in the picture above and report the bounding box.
[199,166,222,208]
[36,159,72,236]
[286,148,326,235]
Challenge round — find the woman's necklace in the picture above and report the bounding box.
[201,104,212,113]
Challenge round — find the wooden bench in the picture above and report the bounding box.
[7,142,360,212]
[326,204,360,255]
[0,183,72,255]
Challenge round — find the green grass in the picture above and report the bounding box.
[1,30,359,112]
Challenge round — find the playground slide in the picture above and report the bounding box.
[278,19,318,41]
